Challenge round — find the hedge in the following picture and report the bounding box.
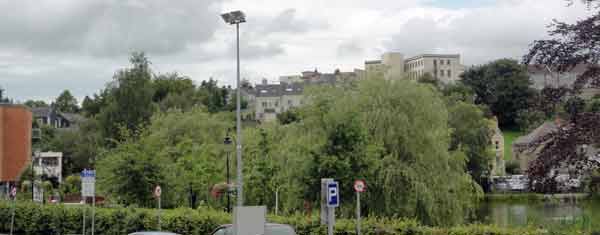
[0,201,591,235]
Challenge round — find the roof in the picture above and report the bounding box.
[59,113,85,124]
[255,83,304,97]
[513,121,558,146]
[405,54,460,61]
[31,107,52,117]
[365,60,382,65]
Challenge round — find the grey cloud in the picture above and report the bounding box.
[229,40,285,59]
[337,40,365,57]
[0,0,223,57]
[261,9,314,34]
[384,2,585,65]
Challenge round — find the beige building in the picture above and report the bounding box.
[490,119,505,176]
[365,52,464,83]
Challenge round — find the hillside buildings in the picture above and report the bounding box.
[365,52,465,83]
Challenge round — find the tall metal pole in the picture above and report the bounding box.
[235,22,243,207]
[356,192,361,235]
[226,152,231,213]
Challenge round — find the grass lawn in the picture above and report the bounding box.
[502,129,525,161]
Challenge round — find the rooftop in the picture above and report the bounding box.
[405,54,460,61]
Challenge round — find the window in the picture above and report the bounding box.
[288,100,292,105]
[275,101,279,107]
[448,70,451,77]
[495,141,500,150]
[447,59,451,65]
[433,60,437,66]
[440,60,444,65]
[440,70,445,76]
[262,102,267,107]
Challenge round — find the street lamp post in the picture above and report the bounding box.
[221,10,246,207]
[224,134,232,213]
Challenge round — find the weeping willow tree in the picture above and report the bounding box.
[246,79,482,226]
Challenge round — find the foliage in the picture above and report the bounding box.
[523,0,600,192]
[256,79,484,226]
[505,161,522,175]
[52,90,79,113]
[447,101,494,186]
[23,100,49,108]
[0,201,568,235]
[97,107,232,208]
[277,108,301,125]
[417,72,439,87]
[515,109,547,133]
[97,52,156,142]
[0,87,11,103]
[460,59,536,128]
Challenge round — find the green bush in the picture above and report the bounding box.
[0,201,592,235]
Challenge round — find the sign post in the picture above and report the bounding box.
[322,179,339,235]
[81,169,96,235]
[154,185,162,231]
[9,186,16,235]
[353,180,366,235]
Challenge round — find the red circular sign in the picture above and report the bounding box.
[10,187,17,197]
[154,185,162,198]
[354,180,366,193]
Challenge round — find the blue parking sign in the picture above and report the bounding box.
[327,181,339,207]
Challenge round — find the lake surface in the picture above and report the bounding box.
[475,199,600,229]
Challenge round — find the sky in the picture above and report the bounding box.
[0,0,593,102]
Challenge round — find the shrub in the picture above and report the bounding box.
[0,201,583,235]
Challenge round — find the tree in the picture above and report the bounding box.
[97,52,156,141]
[461,59,536,128]
[24,100,49,108]
[97,107,232,207]
[447,101,494,187]
[277,108,301,125]
[280,79,482,225]
[0,87,11,103]
[53,90,79,113]
[523,0,600,192]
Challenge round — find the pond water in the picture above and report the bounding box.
[475,199,600,229]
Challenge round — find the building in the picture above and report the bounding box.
[0,104,32,196]
[364,52,464,83]
[254,80,304,122]
[32,107,84,129]
[490,118,505,176]
[527,64,599,98]
[33,152,63,183]
[512,121,560,172]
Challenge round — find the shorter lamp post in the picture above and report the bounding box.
[224,134,233,213]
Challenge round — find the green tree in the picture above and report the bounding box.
[0,87,10,103]
[276,108,301,125]
[461,59,536,128]
[53,90,79,113]
[97,107,232,207]
[97,52,156,141]
[24,100,49,108]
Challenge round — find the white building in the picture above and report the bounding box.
[33,152,63,183]
[365,52,464,83]
[254,80,304,122]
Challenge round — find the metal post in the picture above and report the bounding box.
[82,198,86,235]
[91,196,95,235]
[235,22,243,207]
[226,151,231,213]
[356,192,361,235]
[327,207,334,235]
[158,195,162,231]
[9,194,16,235]
[275,188,279,216]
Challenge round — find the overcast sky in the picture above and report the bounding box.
[0,0,592,102]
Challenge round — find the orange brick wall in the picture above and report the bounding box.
[0,105,32,182]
